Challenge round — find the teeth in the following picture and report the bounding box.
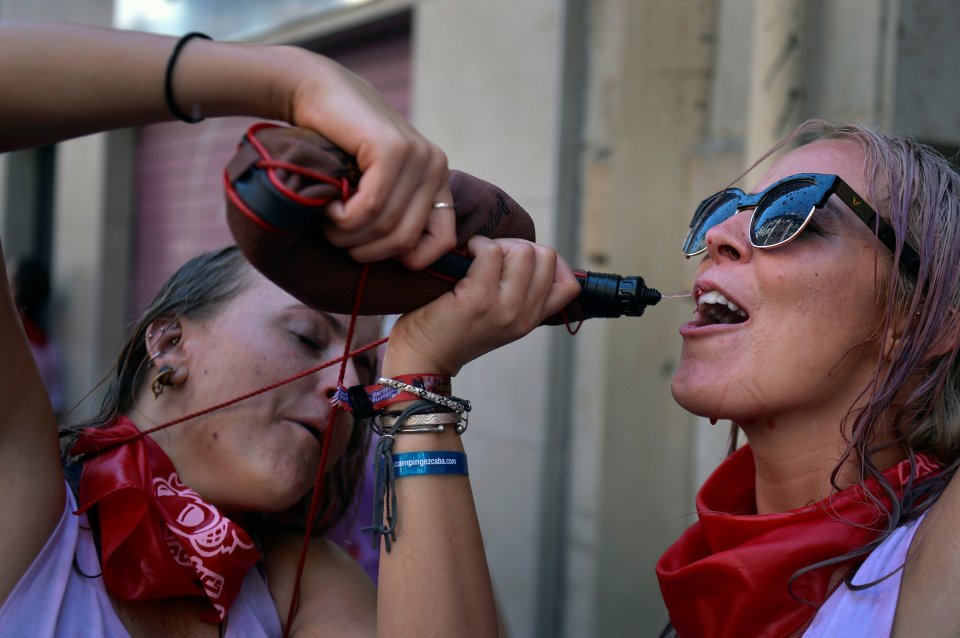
[698,290,747,318]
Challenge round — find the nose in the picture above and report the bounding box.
[703,209,753,265]
[317,357,360,400]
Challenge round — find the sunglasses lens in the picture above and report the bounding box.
[750,181,818,247]
[683,191,740,255]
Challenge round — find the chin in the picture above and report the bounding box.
[671,367,738,421]
[240,464,315,513]
[672,364,713,415]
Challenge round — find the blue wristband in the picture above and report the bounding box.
[390,451,468,478]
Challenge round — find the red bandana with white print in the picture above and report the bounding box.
[656,444,940,638]
[71,416,260,623]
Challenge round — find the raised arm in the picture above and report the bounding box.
[0,239,65,603]
[0,21,454,266]
[375,237,580,636]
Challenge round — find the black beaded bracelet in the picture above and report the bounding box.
[164,32,212,124]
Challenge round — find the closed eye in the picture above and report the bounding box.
[803,219,827,236]
[295,333,323,352]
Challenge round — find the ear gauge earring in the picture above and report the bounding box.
[152,365,175,399]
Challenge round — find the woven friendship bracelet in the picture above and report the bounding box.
[333,373,454,417]
[390,451,468,478]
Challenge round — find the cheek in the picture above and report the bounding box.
[672,347,771,419]
[327,416,357,465]
[802,265,883,337]
[761,268,885,390]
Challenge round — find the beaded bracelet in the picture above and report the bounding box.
[164,32,212,123]
[376,377,471,417]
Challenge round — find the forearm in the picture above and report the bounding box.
[0,22,300,150]
[374,364,497,637]
[371,238,579,636]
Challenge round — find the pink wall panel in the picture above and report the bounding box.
[132,117,258,312]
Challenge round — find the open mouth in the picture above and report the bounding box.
[696,290,748,326]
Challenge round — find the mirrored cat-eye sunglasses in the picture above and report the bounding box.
[682,172,920,277]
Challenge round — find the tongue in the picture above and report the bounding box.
[704,303,746,324]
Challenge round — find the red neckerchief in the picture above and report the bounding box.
[70,416,260,623]
[656,445,940,638]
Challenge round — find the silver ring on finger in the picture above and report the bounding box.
[432,202,456,210]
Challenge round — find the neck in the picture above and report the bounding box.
[740,403,905,514]
[747,433,850,513]
[739,404,858,513]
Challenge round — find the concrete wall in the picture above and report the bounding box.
[49,131,135,413]
[413,2,567,634]
[585,1,714,634]
[893,0,960,145]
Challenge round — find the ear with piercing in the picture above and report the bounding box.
[144,318,183,369]
[152,365,175,399]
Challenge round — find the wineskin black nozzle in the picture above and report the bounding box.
[575,271,662,319]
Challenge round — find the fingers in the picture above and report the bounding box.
[383,238,577,377]
[462,237,578,329]
[460,236,505,290]
[395,200,458,270]
[324,135,453,265]
[542,253,581,317]
[286,55,456,265]
[499,241,579,325]
[355,187,457,270]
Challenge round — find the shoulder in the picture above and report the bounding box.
[265,534,376,637]
[0,492,128,636]
[892,475,960,637]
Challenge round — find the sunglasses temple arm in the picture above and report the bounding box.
[834,180,921,275]
[833,180,879,229]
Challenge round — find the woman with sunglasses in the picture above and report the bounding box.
[659,120,960,637]
[0,21,581,637]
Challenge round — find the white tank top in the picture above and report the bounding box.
[803,512,926,637]
[0,483,283,637]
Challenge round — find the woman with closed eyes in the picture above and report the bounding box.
[0,21,580,637]
[658,119,960,638]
